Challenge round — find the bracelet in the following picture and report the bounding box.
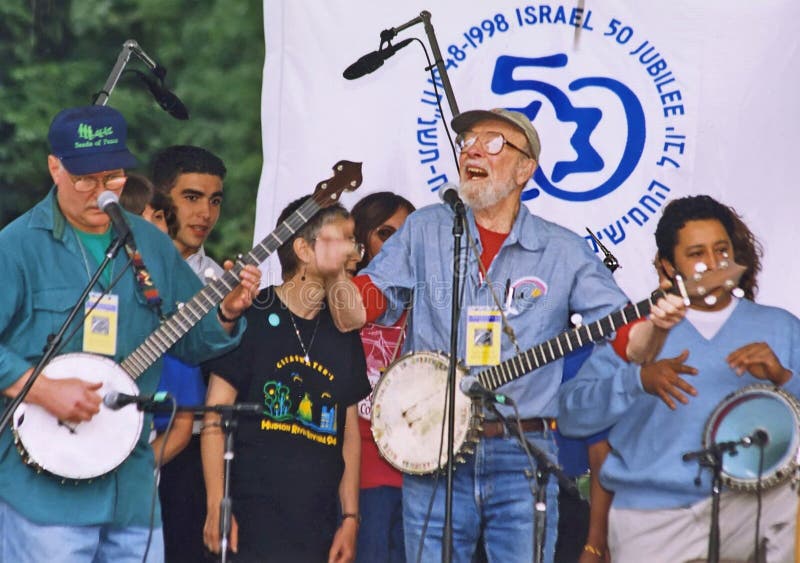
[217,305,236,323]
[341,512,361,525]
[583,544,604,557]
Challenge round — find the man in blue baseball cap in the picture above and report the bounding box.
[0,105,261,561]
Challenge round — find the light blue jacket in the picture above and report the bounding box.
[363,203,628,418]
[0,189,244,526]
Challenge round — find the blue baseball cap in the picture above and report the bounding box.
[48,105,138,175]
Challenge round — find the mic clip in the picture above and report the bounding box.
[585,227,620,273]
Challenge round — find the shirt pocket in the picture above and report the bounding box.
[31,287,84,343]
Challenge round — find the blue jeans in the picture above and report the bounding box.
[0,500,164,563]
[403,431,559,563]
[356,486,406,563]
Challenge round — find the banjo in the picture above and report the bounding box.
[12,160,362,481]
[372,262,746,475]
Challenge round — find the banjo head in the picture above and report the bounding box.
[371,351,473,475]
[13,352,144,481]
[703,384,800,491]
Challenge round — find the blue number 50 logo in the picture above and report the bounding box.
[492,54,646,202]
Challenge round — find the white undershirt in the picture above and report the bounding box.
[685,296,739,340]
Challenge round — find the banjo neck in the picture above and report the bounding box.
[474,260,747,392]
[474,290,666,392]
[12,161,363,483]
[122,160,363,379]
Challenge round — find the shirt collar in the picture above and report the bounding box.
[465,204,543,253]
[28,186,69,241]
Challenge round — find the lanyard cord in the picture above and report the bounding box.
[464,225,522,355]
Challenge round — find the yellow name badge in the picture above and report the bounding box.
[465,307,502,366]
[83,293,119,356]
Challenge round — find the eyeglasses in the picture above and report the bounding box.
[313,237,365,260]
[68,172,127,193]
[374,225,397,242]
[455,131,532,159]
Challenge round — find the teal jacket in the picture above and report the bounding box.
[0,188,244,526]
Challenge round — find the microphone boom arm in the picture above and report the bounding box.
[94,42,136,106]
[420,11,460,118]
[93,39,170,107]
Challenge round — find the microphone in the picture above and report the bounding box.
[460,376,510,405]
[103,390,171,411]
[682,429,771,462]
[343,38,414,80]
[133,70,189,120]
[98,191,135,249]
[742,429,769,447]
[438,182,465,214]
[585,228,620,273]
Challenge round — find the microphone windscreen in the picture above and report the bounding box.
[97,190,120,211]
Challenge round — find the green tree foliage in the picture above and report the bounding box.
[0,0,264,260]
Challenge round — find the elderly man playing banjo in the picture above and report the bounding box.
[323,107,684,563]
[0,105,260,562]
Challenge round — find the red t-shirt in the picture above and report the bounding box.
[358,315,406,488]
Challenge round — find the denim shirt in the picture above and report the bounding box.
[363,203,628,418]
[0,188,244,526]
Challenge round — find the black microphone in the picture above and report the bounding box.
[438,182,465,214]
[133,70,189,120]
[343,38,414,80]
[742,429,769,447]
[459,376,511,405]
[98,191,135,249]
[103,390,172,411]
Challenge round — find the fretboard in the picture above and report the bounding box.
[476,290,667,391]
[121,197,322,378]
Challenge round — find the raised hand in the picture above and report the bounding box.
[640,350,699,410]
[219,262,261,321]
[727,342,792,385]
[647,293,687,331]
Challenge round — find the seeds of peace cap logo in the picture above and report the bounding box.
[414,4,691,251]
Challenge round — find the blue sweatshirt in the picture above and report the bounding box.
[558,298,800,509]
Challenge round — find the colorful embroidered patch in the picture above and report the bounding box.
[506,276,548,313]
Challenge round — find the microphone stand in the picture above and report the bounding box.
[93,39,164,106]
[0,235,128,435]
[484,401,575,563]
[418,11,460,118]
[385,13,463,560]
[159,402,261,563]
[381,12,460,123]
[215,406,237,563]
[683,439,747,563]
[442,202,466,563]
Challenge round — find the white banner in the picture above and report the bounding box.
[258,0,800,315]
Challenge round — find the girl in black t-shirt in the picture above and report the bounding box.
[201,199,369,562]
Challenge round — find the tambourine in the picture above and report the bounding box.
[703,384,800,491]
